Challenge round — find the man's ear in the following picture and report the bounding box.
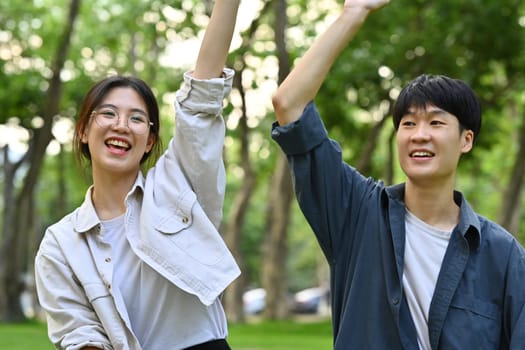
[461,129,474,154]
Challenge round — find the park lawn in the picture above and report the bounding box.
[229,318,332,350]
[0,318,332,350]
[0,320,52,349]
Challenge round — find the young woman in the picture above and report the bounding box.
[34,1,241,349]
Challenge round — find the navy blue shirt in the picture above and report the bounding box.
[271,102,525,349]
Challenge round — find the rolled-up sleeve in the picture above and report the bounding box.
[175,68,233,116]
[271,102,329,155]
[167,68,233,228]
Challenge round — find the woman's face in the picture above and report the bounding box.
[81,87,155,178]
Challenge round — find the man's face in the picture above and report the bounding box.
[396,104,474,187]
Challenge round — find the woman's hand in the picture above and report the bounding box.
[344,0,390,11]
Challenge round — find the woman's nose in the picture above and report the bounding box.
[112,115,130,131]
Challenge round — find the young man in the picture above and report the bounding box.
[271,0,525,349]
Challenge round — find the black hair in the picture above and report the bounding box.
[73,75,163,168]
[392,74,481,139]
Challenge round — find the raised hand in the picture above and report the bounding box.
[273,0,390,126]
[344,0,390,11]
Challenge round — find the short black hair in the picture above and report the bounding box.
[392,74,481,139]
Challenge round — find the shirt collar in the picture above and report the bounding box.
[385,183,481,250]
[73,172,145,234]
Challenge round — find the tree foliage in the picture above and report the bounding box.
[1,0,524,323]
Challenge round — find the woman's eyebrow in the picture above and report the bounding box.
[97,104,147,115]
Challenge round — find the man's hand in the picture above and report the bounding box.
[273,0,390,126]
[344,0,390,11]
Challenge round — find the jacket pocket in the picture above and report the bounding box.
[166,213,228,265]
[152,189,226,265]
[450,293,500,320]
[153,189,195,234]
[441,293,501,348]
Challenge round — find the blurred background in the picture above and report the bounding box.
[1,0,525,332]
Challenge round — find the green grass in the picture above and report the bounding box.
[0,320,53,349]
[0,318,332,350]
[229,318,332,350]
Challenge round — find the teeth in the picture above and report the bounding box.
[411,151,432,157]
[106,139,130,149]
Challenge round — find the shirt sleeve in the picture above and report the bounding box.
[271,102,376,261]
[35,234,112,350]
[271,101,329,155]
[169,68,234,228]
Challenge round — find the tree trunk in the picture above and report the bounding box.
[260,0,292,320]
[385,128,396,185]
[499,102,524,235]
[0,0,81,322]
[223,64,256,323]
[221,0,274,322]
[355,115,388,175]
[0,145,26,321]
[262,153,293,319]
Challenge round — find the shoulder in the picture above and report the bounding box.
[478,215,515,241]
[38,209,85,255]
[45,210,76,238]
[477,215,525,258]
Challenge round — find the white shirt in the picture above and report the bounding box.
[403,209,452,350]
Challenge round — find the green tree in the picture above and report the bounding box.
[1,0,524,326]
[0,0,196,321]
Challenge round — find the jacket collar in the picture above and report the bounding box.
[73,173,145,234]
[385,183,481,250]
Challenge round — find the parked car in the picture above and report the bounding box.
[242,288,266,315]
[290,287,329,314]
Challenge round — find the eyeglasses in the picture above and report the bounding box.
[91,108,153,134]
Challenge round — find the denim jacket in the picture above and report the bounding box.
[35,69,240,350]
[271,102,525,350]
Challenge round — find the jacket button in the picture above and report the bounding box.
[105,257,111,263]
[182,217,189,224]
[392,297,399,305]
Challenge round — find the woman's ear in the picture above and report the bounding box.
[145,133,156,153]
[80,128,89,144]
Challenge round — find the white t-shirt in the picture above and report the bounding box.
[101,215,227,349]
[403,209,453,350]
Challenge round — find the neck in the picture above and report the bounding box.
[91,168,138,220]
[404,179,459,231]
